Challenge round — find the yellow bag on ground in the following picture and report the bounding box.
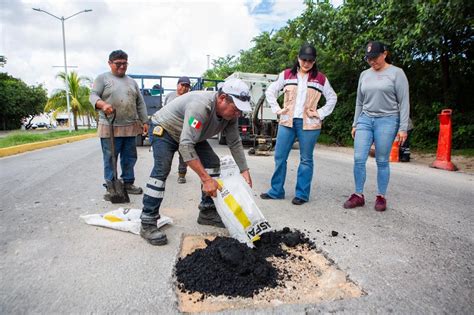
[80,208,172,235]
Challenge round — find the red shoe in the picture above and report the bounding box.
[343,194,365,209]
[375,195,387,211]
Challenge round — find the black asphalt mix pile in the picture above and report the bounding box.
[175,227,315,298]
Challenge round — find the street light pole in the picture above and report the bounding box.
[33,8,92,132]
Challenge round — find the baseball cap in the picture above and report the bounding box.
[177,76,191,85]
[298,44,316,61]
[221,78,251,112]
[365,41,387,59]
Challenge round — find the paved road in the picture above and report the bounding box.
[0,138,472,314]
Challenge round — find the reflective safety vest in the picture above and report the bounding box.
[279,68,327,130]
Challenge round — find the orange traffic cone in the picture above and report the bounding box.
[389,136,400,162]
[431,109,457,171]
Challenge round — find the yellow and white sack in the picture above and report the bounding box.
[80,208,172,235]
[213,156,271,247]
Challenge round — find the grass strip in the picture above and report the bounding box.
[0,129,97,148]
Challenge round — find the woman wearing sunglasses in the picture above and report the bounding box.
[260,43,338,205]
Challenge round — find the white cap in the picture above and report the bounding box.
[221,78,251,112]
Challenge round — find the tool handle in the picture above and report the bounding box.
[107,110,119,180]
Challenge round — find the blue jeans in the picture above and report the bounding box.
[100,136,137,184]
[141,127,220,224]
[266,118,321,201]
[353,113,399,196]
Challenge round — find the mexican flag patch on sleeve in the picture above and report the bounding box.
[188,117,202,129]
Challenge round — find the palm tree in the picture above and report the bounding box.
[45,71,96,131]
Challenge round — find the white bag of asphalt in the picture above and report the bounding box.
[213,155,272,247]
[80,208,172,235]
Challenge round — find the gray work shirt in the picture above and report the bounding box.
[163,91,178,106]
[151,91,248,172]
[353,65,410,131]
[90,72,148,126]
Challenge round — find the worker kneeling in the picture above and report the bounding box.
[140,79,253,246]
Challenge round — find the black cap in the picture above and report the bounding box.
[177,76,191,85]
[298,44,316,61]
[365,41,387,59]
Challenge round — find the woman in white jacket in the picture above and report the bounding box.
[260,43,337,205]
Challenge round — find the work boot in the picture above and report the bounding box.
[177,174,186,184]
[197,204,225,228]
[140,223,168,246]
[124,183,143,195]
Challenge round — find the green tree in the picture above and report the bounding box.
[45,71,95,131]
[0,73,48,130]
[203,0,473,148]
[239,29,302,74]
[202,55,240,80]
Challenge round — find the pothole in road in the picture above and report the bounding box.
[174,228,365,313]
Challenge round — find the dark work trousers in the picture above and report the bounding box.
[141,127,220,225]
[100,136,137,184]
[178,153,187,176]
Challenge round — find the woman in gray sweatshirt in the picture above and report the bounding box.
[343,41,410,212]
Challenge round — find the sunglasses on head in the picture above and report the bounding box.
[228,91,251,102]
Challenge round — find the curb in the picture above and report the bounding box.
[0,133,97,158]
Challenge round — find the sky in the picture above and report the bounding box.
[0,0,340,95]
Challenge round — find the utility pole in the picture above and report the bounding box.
[33,8,92,132]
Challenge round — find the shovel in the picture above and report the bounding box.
[105,110,130,204]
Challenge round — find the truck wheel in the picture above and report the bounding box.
[218,132,226,145]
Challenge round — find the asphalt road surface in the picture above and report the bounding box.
[1,138,472,314]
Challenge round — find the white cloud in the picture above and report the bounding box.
[252,0,306,32]
[0,0,310,94]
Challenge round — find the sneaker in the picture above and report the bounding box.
[177,176,186,184]
[375,195,387,212]
[343,193,365,209]
[140,223,168,246]
[197,204,225,228]
[124,183,143,195]
[260,193,273,200]
[291,197,307,205]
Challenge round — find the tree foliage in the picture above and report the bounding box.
[204,0,473,148]
[45,71,95,131]
[202,55,240,81]
[0,73,48,130]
